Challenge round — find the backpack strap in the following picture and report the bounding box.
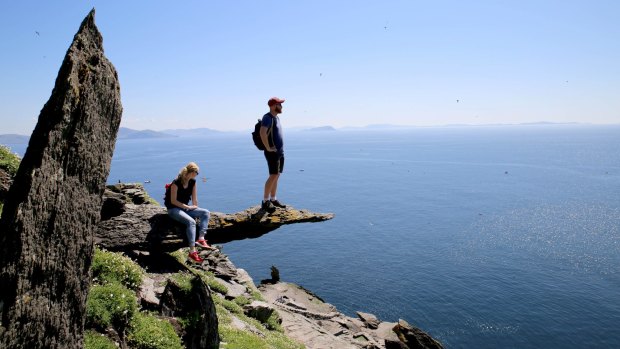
[265,114,275,149]
[269,115,275,148]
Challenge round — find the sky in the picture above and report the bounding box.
[1,0,619,134]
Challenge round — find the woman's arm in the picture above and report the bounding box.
[192,182,198,206]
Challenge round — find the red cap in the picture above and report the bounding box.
[268,97,285,106]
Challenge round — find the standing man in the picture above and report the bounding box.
[260,97,287,212]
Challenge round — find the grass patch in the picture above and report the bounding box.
[264,312,284,332]
[92,248,144,290]
[249,289,265,302]
[215,303,233,326]
[215,295,283,333]
[167,249,229,295]
[220,298,243,315]
[203,275,228,295]
[233,295,251,307]
[219,325,303,349]
[169,271,194,294]
[127,312,184,349]
[84,330,117,349]
[0,145,20,176]
[168,249,190,265]
[85,282,137,332]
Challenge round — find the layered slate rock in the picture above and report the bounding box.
[96,183,334,252]
[260,282,444,349]
[0,10,122,349]
[391,320,444,349]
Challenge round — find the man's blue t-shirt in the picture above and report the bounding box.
[261,113,283,154]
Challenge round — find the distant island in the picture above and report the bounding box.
[159,127,223,137]
[302,126,336,132]
[0,134,29,144]
[118,127,177,139]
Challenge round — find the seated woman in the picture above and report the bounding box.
[165,162,214,263]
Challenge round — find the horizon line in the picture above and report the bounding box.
[2,121,620,137]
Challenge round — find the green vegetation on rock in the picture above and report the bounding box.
[85,282,138,331]
[168,250,229,295]
[218,324,303,349]
[92,248,144,290]
[127,312,184,349]
[84,247,303,349]
[84,330,117,349]
[234,295,251,307]
[0,145,20,176]
[214,295,293,348]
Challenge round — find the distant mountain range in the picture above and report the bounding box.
[0,122,610,145]
[118,127,225,138]
[0,127,224,144]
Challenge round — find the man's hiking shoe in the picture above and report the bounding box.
[261,200,276,213]
[188,251,203,263]
[270,199,287,208]
[196,239,217,250]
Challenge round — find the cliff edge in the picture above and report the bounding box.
[97,183,443,349]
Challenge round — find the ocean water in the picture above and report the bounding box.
[6,124,620,348]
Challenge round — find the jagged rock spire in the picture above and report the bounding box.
[0,9,122,348]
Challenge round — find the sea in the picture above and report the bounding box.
[5,124,620,348]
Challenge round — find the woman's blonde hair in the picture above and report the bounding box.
[177,162,200,181]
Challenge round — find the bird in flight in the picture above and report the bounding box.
[35,31,40,36]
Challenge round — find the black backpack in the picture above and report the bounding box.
[163,180,173,204]
[251,116,274,150]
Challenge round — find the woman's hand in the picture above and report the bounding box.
[186,205,198,210]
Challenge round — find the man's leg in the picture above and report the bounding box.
[270,155,287,208]
[265,173,279,199]
[262,151,279,212]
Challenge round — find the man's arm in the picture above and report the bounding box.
[260,126,275,152]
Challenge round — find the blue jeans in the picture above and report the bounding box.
[167,207,210,247]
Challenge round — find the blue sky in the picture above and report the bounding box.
[1,0,619,134]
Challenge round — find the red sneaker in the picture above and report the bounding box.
[196,239,216,250]
[188,251,203,263]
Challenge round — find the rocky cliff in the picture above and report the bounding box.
[97,184,444,349]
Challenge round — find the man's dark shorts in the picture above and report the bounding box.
[264,151,284,175]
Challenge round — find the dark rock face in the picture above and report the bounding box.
[96,184,334,253]
[0,10,122,349]
[100,188,126,220]
[392,319,444,349]
[160,275,220,349]
[0,168,11,201]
